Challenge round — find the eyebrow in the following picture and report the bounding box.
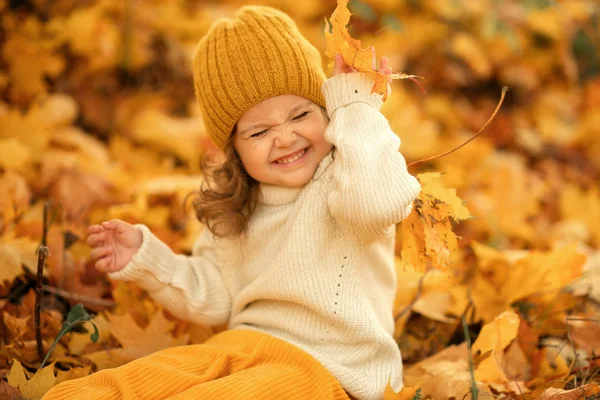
[239,101,313,137]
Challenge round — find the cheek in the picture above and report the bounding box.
[302,119,327,143]
[240,142,270,169]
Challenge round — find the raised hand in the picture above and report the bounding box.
[87,219,143,273]
[331,47,393,82]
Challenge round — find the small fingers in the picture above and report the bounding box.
[370,46,376,70]
[90,246,111,261]
[101,220,115,231]
[332,53,343,75]
[95,257,112,272]
[379,56,389,72]
[87,232,105,247]
[88,224,103,234]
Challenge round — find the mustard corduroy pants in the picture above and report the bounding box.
[42,329,351,400]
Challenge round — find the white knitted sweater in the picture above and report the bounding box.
[110,73,421,400]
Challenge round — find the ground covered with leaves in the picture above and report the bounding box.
[1,0,599,399]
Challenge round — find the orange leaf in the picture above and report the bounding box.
[324,0,423,100]
[383,382,419,400]
[399,172,472,272]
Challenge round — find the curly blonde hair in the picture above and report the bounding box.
[193,131,260,240]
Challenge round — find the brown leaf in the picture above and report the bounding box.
[0,380,22,400]
[2,313,30,342]
[568,318,600,355]
[536,384,600,400]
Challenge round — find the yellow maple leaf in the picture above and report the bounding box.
[0,138,32,171]
[8,360,57,400]
[84,309,187,370]
[2,23,64,101]
[471,310,520,356]
[324,0,421,100]
[464,242,586,323]
[384,382,421,400]
[400,172,473,272]
[0,242,23,286]
[560,183,600,247]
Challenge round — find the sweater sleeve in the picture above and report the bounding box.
[108,224,231,326]
[321,73,421,244]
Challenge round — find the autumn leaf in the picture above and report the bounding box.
[83,309,188,370]
[399,172,472,272]
[470,311,530,395]
[0,171,31,225]
[463,242,586,323]
[536,384,600,400]
[3,313,30,342]
[0,1,598,396]
[560,183,600,247]
[383,382,420,400]
[324,0,422,100]
[1,19,65,102]
[7,360,57,400]
[0,241,23,286]
[404,344,492,399]
[471,310,520,356]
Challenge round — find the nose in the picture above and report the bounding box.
[273,126,297,147]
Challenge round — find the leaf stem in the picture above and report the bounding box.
[40,304,99,369]
[462,313,479,400]
[35,202,50,363]
[407,87,509,168]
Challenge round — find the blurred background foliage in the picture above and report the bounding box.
[1,0,600,398]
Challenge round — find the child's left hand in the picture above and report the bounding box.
[331,47,392,83]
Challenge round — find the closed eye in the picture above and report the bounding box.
[251,130,268,138]
[293,111,309,120]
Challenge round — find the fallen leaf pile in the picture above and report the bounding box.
[1,0,599,399]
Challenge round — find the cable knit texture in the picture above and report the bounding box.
[107,73,421,400]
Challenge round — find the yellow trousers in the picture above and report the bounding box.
[42,329,351,400]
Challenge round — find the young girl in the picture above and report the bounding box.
[43,5,420,400]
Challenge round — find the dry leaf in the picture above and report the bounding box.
[84,309,188,370]
[0,241,23,285]
[471,310,520,355]
[324,0,420,100]
[400,172,472,272]
[383,383,419,400]
[7,360,56,400]
[536,384,600,400]
[0,380,22,400]
[3,313,30,342]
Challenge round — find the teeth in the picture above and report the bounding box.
[275,148,306,164]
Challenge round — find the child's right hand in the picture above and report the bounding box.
[87,220,143,273]
[331,48,392,81]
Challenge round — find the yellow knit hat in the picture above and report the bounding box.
[192,6,327,150]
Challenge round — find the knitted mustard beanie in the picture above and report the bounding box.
[192,6,327,150]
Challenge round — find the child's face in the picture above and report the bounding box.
[233,94,332,188]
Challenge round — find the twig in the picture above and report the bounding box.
[407,87,509,168]
[462,304,479,400]
[42,285,115,308]
[35,202,51,362]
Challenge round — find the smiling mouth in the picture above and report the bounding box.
[273,148,308,164]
